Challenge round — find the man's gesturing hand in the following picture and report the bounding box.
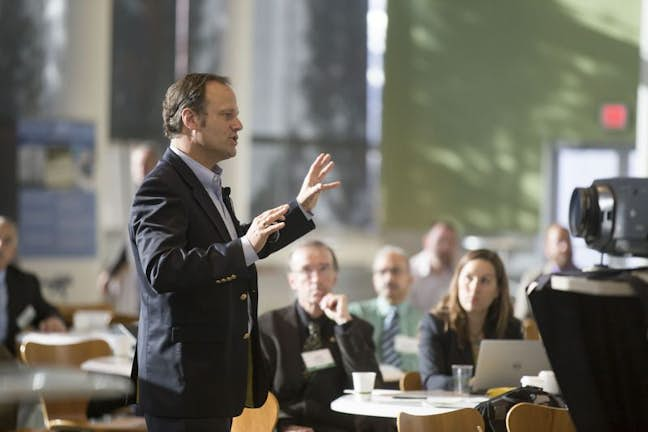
[245,204,289,253]
[297,153,341,213]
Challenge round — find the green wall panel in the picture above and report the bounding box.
[382,0,639,234]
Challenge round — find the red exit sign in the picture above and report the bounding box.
[599,103,628,130]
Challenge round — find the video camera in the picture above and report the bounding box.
[569,177,648,257]
[533,176,648,431]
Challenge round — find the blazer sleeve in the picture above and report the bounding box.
[131,175,313,294]
[335,317,384,387]
[419,313,452,390]
[256,200,314,259]
[24,272,61,326]
[106,245,128,277]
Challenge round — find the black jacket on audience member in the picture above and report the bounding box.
[419,312,522,390]
[259,301,394,432]
[3,264,61,355]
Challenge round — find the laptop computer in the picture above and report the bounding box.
[471,339,551,392]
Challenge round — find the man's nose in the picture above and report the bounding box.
[233,118,243,131]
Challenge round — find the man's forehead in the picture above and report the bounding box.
[205,81,237,107]
[291,246,333,266]
[548,226,569,241]
[374,252,407,269]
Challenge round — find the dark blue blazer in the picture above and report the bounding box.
[3,264,61,355]
[129,148,314,418]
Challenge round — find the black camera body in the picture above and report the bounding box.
[569,177,648,257]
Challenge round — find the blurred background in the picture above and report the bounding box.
[0,0,643,313]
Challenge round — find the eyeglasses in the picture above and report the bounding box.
[291,264,335,278]
[373,267,406,276]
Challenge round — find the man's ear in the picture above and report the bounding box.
[181,107,200,131]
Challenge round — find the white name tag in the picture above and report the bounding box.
[301,348,335,372]
[16,305,36,330]
[394,334,419,354]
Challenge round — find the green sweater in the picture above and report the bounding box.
[349,297,423,373]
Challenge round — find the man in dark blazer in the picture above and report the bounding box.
[129,73,340,432]
[0,216,66,356]
[259,240,394,432]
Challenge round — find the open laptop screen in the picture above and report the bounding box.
[471,339,551,392]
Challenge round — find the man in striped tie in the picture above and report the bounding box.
[349,246,423,380]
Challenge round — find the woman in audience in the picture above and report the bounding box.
[419,248,522,390]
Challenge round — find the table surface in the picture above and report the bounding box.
[330,389,488,418]
[0,365,132,402]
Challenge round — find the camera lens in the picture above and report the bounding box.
[569,186,598,239]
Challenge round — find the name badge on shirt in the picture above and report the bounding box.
[16,305,36,330]
[301,348,335,372]
[394,334,419,354]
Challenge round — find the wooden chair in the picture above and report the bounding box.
[231,391,279,432]
[399,371,422,391]
[398,408,485,432]
[506,402,576,432]
[19,340,146,431]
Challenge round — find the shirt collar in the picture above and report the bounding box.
[0,269,6,286]
[376,296,406,317]
[170,145,223,192]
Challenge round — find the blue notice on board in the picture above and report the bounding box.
[17,119,96,257]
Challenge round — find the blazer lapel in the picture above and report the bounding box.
[283,305,305,363]
[222,187,245,237]
[162,149,232,241]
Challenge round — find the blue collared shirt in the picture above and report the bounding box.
[170,145,258,266]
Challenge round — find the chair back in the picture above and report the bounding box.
[522,318,540,340]
[398,408,485,432]
[20,339,112,367]
[399,371,422,391]
[231,392,279,432]
[19,339,113,427]
[506,402,576,432]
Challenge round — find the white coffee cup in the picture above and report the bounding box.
[352,372,376,399]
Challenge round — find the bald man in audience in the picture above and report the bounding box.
[514,223,580,320]
[409,222,459,312]
[0,216,65,355]
[349,246,422,375]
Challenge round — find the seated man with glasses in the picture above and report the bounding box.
[259,240,394,432]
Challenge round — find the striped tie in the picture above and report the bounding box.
[381,308,402,368]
